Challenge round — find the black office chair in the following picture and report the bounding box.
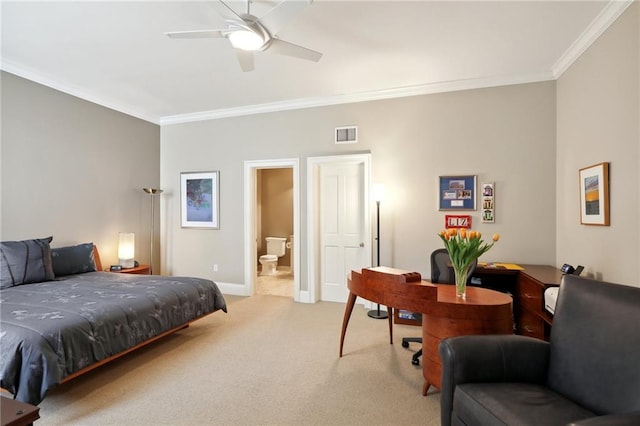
[402,248,477,365]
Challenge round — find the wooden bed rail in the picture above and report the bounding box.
[61,323,190,384]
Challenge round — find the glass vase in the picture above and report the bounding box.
[454,264,471,299]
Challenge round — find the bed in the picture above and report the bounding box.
[0,237,227,405]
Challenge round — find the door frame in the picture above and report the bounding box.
[306,153,372,303]
[244,158,300,300]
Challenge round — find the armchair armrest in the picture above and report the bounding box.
[439,334,550,426]
[569,412,640,426]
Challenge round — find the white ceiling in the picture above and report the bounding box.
[1,1,632,125]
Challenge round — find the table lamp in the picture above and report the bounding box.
[118,232,135,268]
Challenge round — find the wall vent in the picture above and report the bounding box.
[335,126,358,144]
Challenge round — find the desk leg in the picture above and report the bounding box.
[388,307,393,344]
[339,292,358,357]
[423,381,431,396]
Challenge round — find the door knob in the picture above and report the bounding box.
[359,242,364,247]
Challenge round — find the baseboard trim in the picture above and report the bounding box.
[216,282,248,296]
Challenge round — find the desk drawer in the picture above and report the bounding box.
[518,275,544,312]
[518,309,545,340]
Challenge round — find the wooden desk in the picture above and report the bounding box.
[397,264,564,341]
[516,265,563,340]
[1,396,40,426]
[421,285,513,394]
[340,267,436,357]
[474,264,562,340]
[340,267,512,396]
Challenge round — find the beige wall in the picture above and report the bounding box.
[4,3,636,291]
[1,72,161,270]
[161,81,557,290]
[556,2,639,286]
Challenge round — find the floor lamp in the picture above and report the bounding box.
[143,188,163,274]
[367,184,388,319]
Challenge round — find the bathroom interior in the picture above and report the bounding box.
[256,167,294,297]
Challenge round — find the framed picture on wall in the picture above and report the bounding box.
[579,162,609,226]
[481,182,495,223]
[438,175,477,210]
[181,171,220,229]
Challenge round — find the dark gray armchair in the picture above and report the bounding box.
[439,274,640,426]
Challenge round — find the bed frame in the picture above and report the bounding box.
[43,247,216,386]
[60,322,191,383]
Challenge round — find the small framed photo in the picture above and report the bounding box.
[181,171,220,229]
[579,162,609,226]
[439,175,477,210]
[481,182,495,223]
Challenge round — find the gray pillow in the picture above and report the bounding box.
[51,243,96,276]
[0,236,55,289]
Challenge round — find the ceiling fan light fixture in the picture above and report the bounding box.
[228,29,264,51]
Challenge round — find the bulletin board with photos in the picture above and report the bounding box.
[438,175,477,210]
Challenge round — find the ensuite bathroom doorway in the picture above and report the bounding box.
[255,167,294,297]
[244,158,300,300]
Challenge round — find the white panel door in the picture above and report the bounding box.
[320,162,366,303]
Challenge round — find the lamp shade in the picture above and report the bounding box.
[118,232,135,268]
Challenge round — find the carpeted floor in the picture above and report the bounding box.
[37,294,441,425]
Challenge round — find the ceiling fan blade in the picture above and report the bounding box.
[236,49,255,72]
[258,0,313,36]
[211,0,244,22]
[267,38,322,62]
[165,29,225,39]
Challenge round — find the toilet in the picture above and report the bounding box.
[259,237,287,275]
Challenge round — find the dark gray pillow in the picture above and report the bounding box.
[51,243,96,276]
[0,236,55,289]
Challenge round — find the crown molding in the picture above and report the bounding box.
[4,0,630,127]
[159,71,554,125]
[1,60,160,125]
[552,0,634,78]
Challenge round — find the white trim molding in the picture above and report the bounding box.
[552,0,635,78]
[1,60,159,124]
[159,72,553,125]
[243,158,301,301]
[216,282,249,296]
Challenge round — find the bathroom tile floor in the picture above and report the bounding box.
[256,266,294,298]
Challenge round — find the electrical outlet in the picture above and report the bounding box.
[213,264,218,272]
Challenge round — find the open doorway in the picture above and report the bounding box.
[256,168,294,297]
[244,159,300,300]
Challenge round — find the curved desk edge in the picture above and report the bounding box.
[339,267,437,357]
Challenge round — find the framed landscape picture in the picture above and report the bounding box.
[579,162,609,226]
[181,171,220,229]
[438,175,477,210]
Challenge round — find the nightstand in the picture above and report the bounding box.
[1,395,40,426]
[108,264,151,275]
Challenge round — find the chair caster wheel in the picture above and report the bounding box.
[412,358,420,366]
[402,341,409,348]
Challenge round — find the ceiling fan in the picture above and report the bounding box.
[165,0,322,72]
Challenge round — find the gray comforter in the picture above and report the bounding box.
[0,272,227,405]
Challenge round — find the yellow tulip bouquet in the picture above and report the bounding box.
[438,228,500,298]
